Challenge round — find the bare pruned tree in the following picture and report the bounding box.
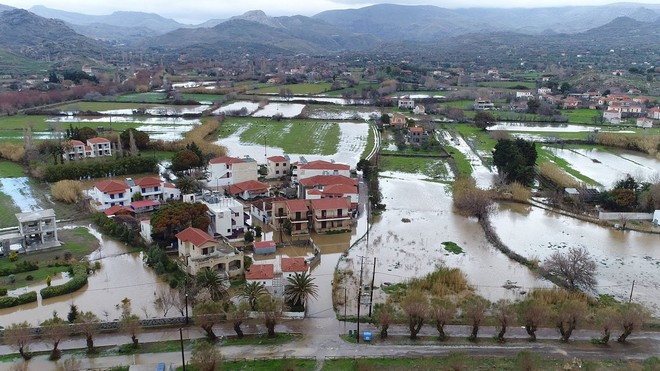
[554,299,587,342]
[542,247,597,291]
[493,299,515,342]
[4,322,32,360]
[595,306,617,344]
[154,287,175,317]
[193,300,225,341]
[617,303,648,343]
[463,296,490,341]
[430,298,456,341]
[374,302,394,340]
[517,299,548,342]
[257,294,284,338]
[400,289,429,340]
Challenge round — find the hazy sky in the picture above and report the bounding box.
[2,0,657,24]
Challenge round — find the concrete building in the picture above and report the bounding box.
[281,257,309,279]
[266,155,290,179]
[16,209,59,249]
[207,156,258,189]
[292,160,350,184]
[175,227,244,277]
[201,193,249,238]
[309,197,352,233]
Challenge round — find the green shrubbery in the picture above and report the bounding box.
[0,288,7,296]
[42,156,158,182]
[92,213,144,246]
[0,291,37,308]
[40,264,89,299]
[0,260,39,277]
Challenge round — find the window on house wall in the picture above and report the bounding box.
[110,194,115,199]
[142,188,146,193]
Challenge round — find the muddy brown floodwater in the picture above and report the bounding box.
[491,203,660,315]
[0,226,172,327]
[339,172,553,315]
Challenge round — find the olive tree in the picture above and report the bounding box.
[555,299,587,342]
[373,302,395,340]
[493,299,515,342]
[74,311,100,353]
[193,301,225,341]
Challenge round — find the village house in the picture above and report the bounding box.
[389,113,407,129]
[253,240,277,255]
[270,199,310,236]
[310,197,352,233]
[63,137,112,161]
[305,183,358,210]
[298,175,357,200]
[250,197,285,224]
[408,126,427,144]
[131,177,163,200]
[398,97,415,110]
[89,180,131,211]
[265,155,290,179]
[88,177,180,212]
[515,90,533,99]
[413,105,426,115]
[474,98,495,110]
[200,193,249,238]
[175,227,244,277]
[228,180,269,200]
[207,156,258,190]
[603,109,622,124]
[562,97,581,110]
[291,159,350,184]
[281,257,309,279]
[163,183,181,201]
[637,117,654,128]
[537,87,552,95]
[648,107,660,120]
[245,263,275,287]
[16,209,59,249]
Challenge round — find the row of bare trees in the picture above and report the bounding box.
[374,289,648,344]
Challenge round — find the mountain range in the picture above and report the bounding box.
[0,3,658,71]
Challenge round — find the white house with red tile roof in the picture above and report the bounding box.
[648,107,660,120]
[281,257,309,279]
[637,117,654,128]
[163,183,181,201]
[298,175,357,199]
[201,195,248,238]
[89,180,131,211]
[103,205,134,217]
[309,197,352,233]
[413,105,426,115]
[292,160,351,184]
[133,177,163,200]
[228,180,269,200]
[207,156,258,189]
[250,197,285,224]
[515,90,533,99]
[63,139,86,161]
[175,226,244,276]
[284,199,310,235]
[86,137,112,158]
[603,109,622,124]
[130,199,160,213]
[266,155,290,179]
[245,263,275,286]
[537,87,552,95]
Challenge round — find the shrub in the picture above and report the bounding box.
[0,291,37,308]
[0,288,7,296]
[539,162,579,189]
[25,275,34,281]
[40,265,89,299]
[51,180,84,203]
[0,142,25,162]
[41,156,159,182]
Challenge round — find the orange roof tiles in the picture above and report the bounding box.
[209,156,245,165]
[246,264,274,280]
[95,180,129,193]
[298,160,349,171]
[281,257,307,273]
[175,227,216,247]
[310,197,350,210]
[299,175,356,187]
[285,199,309,213]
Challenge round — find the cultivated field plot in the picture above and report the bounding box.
[304,104,380,120]
[105,92,169,103]
[379,156,451,181]
[252,103,306,118]
[213,101,261,116]
[216,118,370,166]
[248,82,334,95]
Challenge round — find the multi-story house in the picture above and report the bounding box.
[398,98,415,109]
[284,199,310,235]
[89,180,131,211]
[291,160,350,184]
[16,209,58,248]
[63,137,112,161]
[474,98,495,110]
[207,156,258,189]
[201,194,249,238]
[266,155,290,179]
[175,227,244,277]
[245,263,275,287]
[390,113,407,129]
[132,177,163,200]
[309,197,352,233]
[281,257,309,279]
[298,175,357,200]
[87,137,112,157]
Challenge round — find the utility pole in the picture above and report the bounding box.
[629,280,635,303]
[356,255,366,343]
[368,257,377,317]
[344,287,347,332]
[179,328,186,371]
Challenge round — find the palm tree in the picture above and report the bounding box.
[196,267,228,301]
[284,272,319,311]
[242,281,267,310]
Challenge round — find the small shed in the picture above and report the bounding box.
[253,240,277,255]
[653,210,660,226]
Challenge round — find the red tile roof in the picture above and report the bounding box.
[228,180,268,195]
[299,175,356,187]
[253,241,276,250]
[131,199,160,209]
[87,137,110,143]
[68,140,84,146]
[103,205,134,216]
[322,184,357,195]
[209,156,244,165]
[267,156,287,162]
[281,257,307,273]
[310,197,350,210]
[164,182,176,188]
[410,126,424,133]
[285,199,309,213]
[298,160,349,171]
[135,177,162,187]
[175,227,216,247]
[246,264,274,280]
[307,189,323,196]
[95,180,129,193]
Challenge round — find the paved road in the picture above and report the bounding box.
[2,317,660,370]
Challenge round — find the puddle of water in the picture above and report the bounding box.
[269,96,372,105]
[0,177,43,212]
[491,203,660,315]
[252,103,306,118]
[547,147,660,188]
[213,101,260,115]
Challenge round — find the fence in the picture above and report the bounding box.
[598,212,653,221]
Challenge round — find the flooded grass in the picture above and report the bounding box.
[249,82,333,95]
[54,102,157,112]
[180,93,225,103]
[109,92,169,103]
[445,146,472,177]
[442,241,464,255]
[379,156,450,180]
[452,124,497,153]
[537,146,599,185]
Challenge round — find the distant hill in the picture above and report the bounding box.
[148,12,379,56]
[314,3,660,41]
[0,4,14,12]
[0,9,107,61]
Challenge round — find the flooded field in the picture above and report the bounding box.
[45,116,201,141]
[491,203,660,315]
[439,130,495,188]
[339,172,553,312]
[213,101,260,115]
[488,122,633,133]
[99,105,210,116]
[0,226,172,326]
[546,147,660,188]
[0,177,42,212]
[216,121,370,166]
[252,103,306,118]
[269,96,371,105]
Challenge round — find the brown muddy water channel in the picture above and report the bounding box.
[491,203,660,315]
[340,172,553,314]
[0,226,170,326]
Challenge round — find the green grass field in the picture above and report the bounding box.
[180,93,225,103]
[249,83,334,95]
[441,100,474,109]
[219,118,340,155]
[379,156,450,179]
[0,161,25,178]
[109,92,169,103]
[560,109,600,124]
[452,124,497,153]
[537,146,599,185]
[445,145,472,177]
[360,124,376,160]
[478,81,536,89]
[326,82,380,97]
[55,102,157,112]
